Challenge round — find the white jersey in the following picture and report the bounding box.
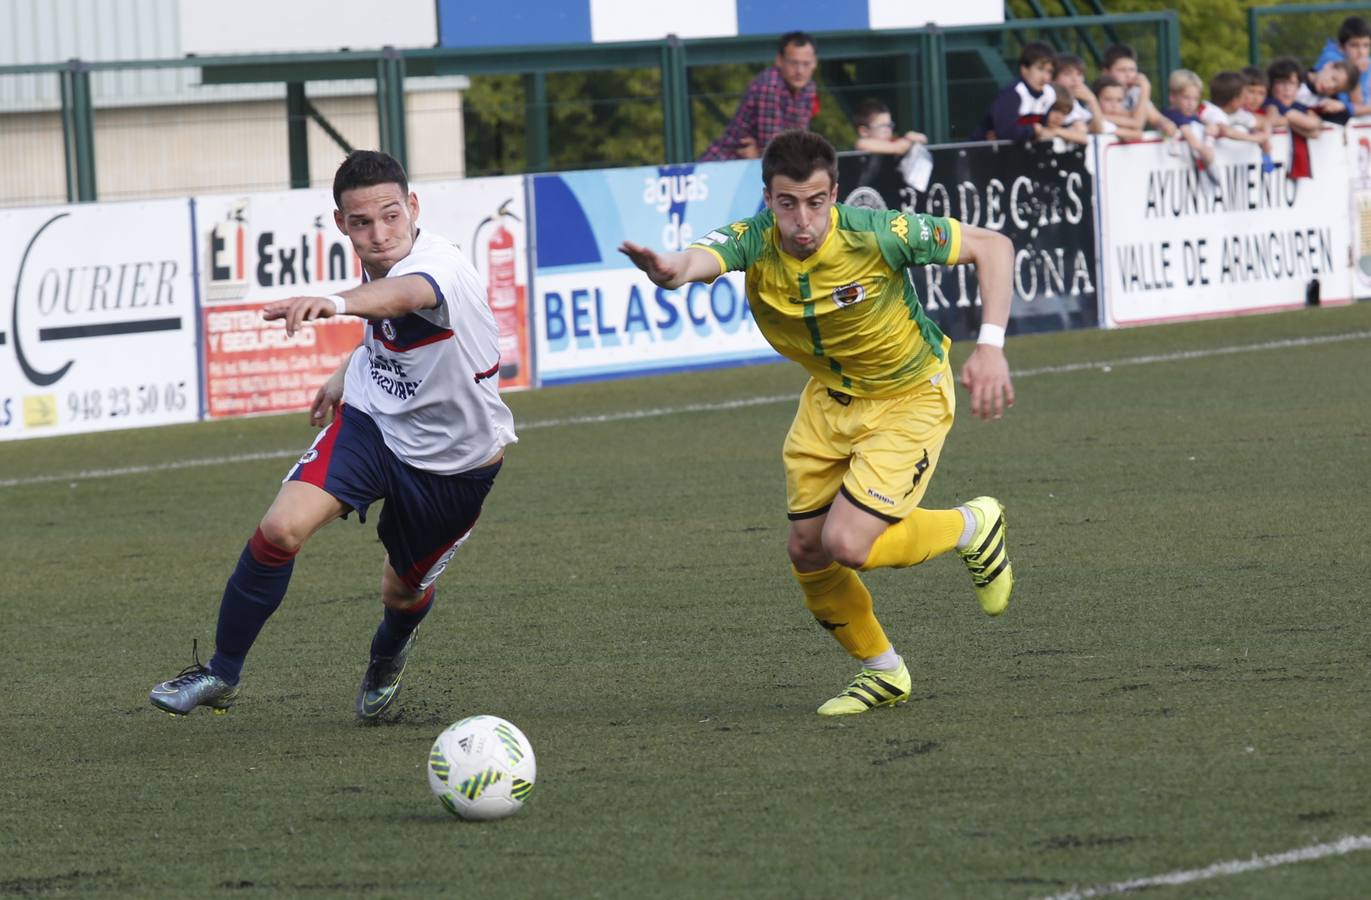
[1063,98,1092,127]
[343,229,517,474]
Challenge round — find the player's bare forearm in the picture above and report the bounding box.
[261,275,436,336]
[954,225,1016,420]
[617,242,722,289]
[956,226,1013,327]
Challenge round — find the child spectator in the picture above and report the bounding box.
[1314,16,1371,117]
[1240,66,1269,116]
[1265,57,1325,138]
[1101,43,1178,137]
[1092,75,1144,141]
[1041,91,1089,146]
[1298,59,1358,123]
[1053,53,1104,134]
[1161,69,1216,169]
[852,99,928,154]
[1266,57,1327,180]
[970,41,1056,142]
[1205,70,1277,172]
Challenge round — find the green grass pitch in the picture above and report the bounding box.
[2,303,1369,898]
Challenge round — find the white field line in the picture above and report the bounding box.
[3,330,1369,490]
[1039,834,1371,900]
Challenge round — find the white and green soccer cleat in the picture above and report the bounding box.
[959,496,1013,616]
[816,662,912,716]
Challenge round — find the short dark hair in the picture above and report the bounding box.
[852,99,890,128]
[1019,41,1055,70]
[1339,16,1371,45]
[332,150,408,209]
[1323,58,1359,93]
[778,31,815,55]
[1054,53,1086,76]
[1267,56,1303,87]
[1103,43,1138,69]
[1091,74,1121,96]
[1210,71,1244,108]
[1240,65,1266,87]
[762,130,837,191]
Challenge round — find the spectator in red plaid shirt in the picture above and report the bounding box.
[700,32,819,161]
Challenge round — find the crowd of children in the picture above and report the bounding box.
[851,14,1371,179]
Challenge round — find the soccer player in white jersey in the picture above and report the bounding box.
[150,151,517,721]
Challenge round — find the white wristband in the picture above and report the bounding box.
[977,323,1006,348]
[325,294,347,315]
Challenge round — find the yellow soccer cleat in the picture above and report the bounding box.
[960,496,1013,616]
[816,662,911,716]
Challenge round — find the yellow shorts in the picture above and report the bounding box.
[783,365,955,523]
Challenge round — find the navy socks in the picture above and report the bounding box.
[209,528,298,685]
[370,586,434,659]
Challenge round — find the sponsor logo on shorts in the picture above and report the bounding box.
[832,282,866,307]
[866,488,896,506]
[299,449,319,464]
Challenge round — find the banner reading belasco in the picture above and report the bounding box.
[0,200,198,441]
[837,143,1099,340]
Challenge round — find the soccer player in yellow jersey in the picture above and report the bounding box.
[619,130,1016,715]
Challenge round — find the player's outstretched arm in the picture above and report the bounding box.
[261,274,438,336]
[618,242,723,289]
[954,225,1016,421]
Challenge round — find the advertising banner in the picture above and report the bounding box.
[531,160,780,385]
[838,142,1099,340]
[1346,122,1371,301]
[195,189,368,419]
[0,200,198,441]
[194,175,532,420]
[1096,129,1355,327]
[413,176,533,390]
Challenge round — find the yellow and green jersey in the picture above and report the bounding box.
[690,204,961,398]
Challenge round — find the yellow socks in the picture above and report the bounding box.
[794,562,890,660]
[860,508,965,570]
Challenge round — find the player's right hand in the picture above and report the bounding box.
[262,296,337,337]
[618,241,679,288]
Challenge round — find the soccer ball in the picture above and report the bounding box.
[427,715,536,820]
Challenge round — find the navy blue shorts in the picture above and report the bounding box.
[285,404,501,592]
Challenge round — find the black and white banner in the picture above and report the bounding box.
[838,142,1099,340]
[0,201,199,441]
[1095,128,1358,326]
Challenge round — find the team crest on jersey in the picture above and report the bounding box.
[730,222,749,237]
[381,319,397,341]
[890,214,909,243]
[832,282,867,307]
[298,449,319,464]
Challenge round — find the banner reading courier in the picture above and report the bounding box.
[0,200,198,441]
[837,143,1099,340]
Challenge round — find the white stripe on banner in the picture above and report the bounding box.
[1038,834,1371,900]
[3,330,1368,490]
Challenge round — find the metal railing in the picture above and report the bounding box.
[0,11,1178,205]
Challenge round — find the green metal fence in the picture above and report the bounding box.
[0,11,1178,206]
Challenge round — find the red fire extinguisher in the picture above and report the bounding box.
[476,200,523,380]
